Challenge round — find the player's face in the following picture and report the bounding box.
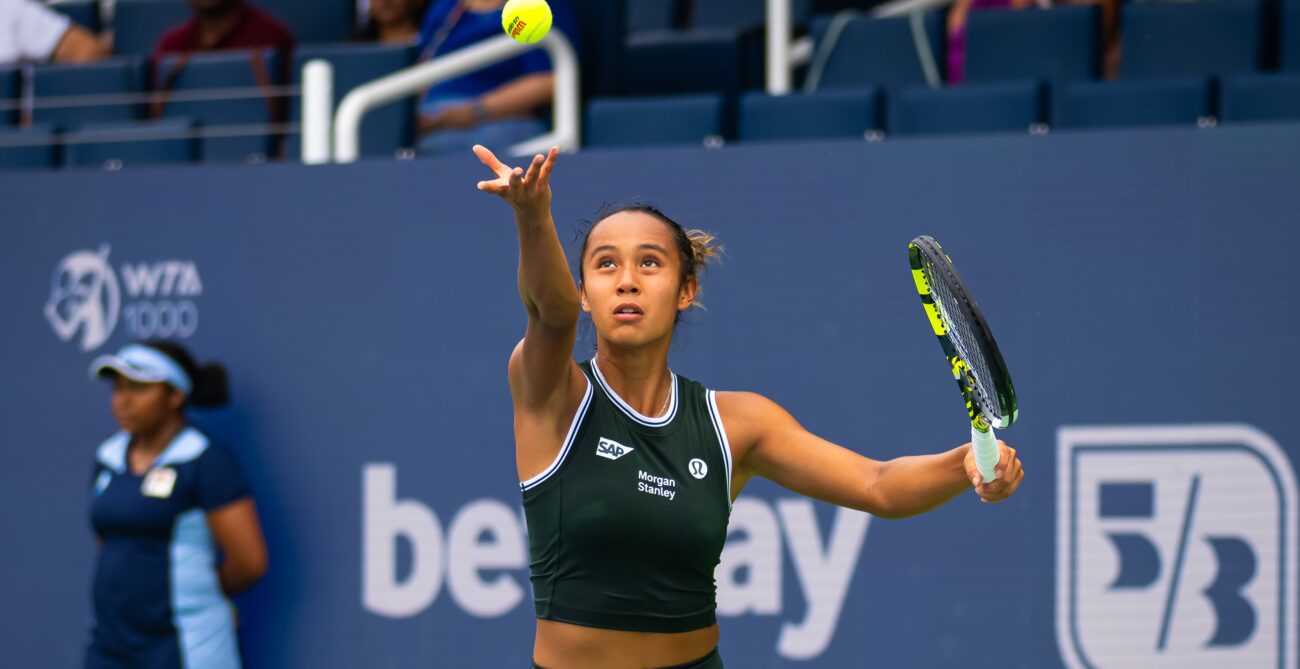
[110,376,183,436]
[580,212,697,348]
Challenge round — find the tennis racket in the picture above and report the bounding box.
[907,235,1018,483]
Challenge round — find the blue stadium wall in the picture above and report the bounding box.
[2,124,1299,668]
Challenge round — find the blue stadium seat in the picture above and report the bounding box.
[575,0,626,100]
[32,58,146,129]
[289,44,414,159]
[621,28,762,100]
[251,0,352,43]
[627,0,677,32]
[1219,73,1300,123]
[890,81,1041,136]
[586,94,723,148]
[1283,2,1300,72]
[63,118,196,168]
[0,124,58,170]
[1121,0,1263,79]
[52,0,100,31]
[965,5,1098,84]
[809,13,944,90]
[0,67,17,126]
[739,88,880,141]
[155,50,282,162]
[1053,78,1210,129]
[113,0,192,57]
[690,0,811,29]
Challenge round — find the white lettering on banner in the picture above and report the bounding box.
[363,464,445,618]
[446,499,527,617]
[774,499,870,660]
[45,246,204,351]
[360,463,870,660]
[717,498,783,615]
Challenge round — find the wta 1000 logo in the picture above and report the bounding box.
[44,244,204,351]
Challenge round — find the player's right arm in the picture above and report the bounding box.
[473,145,585,475]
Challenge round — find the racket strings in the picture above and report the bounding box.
[926,262,1003,422]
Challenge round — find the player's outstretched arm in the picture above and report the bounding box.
[473,144,580,412]
[718,391,1023,518]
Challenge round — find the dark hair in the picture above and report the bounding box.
[141,340,230,408]
[576,203,722,307]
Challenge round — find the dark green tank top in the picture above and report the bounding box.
[520,358,733,633]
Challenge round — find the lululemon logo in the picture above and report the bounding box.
[689,458,708,479]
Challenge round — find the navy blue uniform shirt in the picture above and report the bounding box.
[87,427,250,669]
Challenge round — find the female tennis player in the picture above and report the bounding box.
[474,145,1024,669]
[86,341,266,669]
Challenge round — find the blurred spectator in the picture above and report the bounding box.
[153,0,295,63]
[415,0,577,155]
[0,0,109,64]
[947,0,1120,84]
[85,341,267,669]
[358,0,430,44]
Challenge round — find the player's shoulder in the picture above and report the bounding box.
[713,390,792,425]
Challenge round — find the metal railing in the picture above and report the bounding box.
[306,32,580,165]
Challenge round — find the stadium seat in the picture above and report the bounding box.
[575,0,626,100]
[52,0,100,31]
[621,29,762,100]
[964,5,1098,84]
[0,124,58,170]
[1053,77,1211,129]
[113,0,193,57]
[155,50,282,162]
[1283,2,1300,72]
[288,44,414,160]
[251,0,352,43]
[32,58,146,129]
[0,67,17,126]
[586,94,724,148]
[890,81,1041,136]
[1219,73,1300,123]
[808,13,944,90]
[627,0,678,32]
[1121,0,1264,79]
[739,88,880,141]
[690,0,811,30]
[62,118,196,168]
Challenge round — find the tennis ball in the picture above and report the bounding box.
[502,0,552,44]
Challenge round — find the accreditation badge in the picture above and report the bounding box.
[141,467,177,498]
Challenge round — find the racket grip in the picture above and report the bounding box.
[971,425,999,483]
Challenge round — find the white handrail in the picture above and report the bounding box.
[301,60,333,165]
[329,32,580,164]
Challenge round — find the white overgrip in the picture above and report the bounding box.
[971,424,999,483]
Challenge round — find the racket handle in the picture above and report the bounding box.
[971,425,999,483]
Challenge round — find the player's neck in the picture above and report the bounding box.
[130,417,186,460]
[593,347,673,417]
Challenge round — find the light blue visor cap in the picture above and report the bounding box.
[89,344,193,396]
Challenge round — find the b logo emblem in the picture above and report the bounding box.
[688,458,707,479]
[1056,425,1298,668]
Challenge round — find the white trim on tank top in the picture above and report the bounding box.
[519,376,594,492]
[589,357,679,427]
[706,390,734,510]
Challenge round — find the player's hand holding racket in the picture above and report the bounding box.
[473,144,558,219]
[908,235,1024,503]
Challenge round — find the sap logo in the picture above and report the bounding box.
[45,245,204,351]
[595,437,634,461]
[361,464,870,660]
[1056,425,1298,668]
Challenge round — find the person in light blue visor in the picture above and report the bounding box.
[85,341,267,669]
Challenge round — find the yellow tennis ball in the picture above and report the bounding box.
[502,0,552,44]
